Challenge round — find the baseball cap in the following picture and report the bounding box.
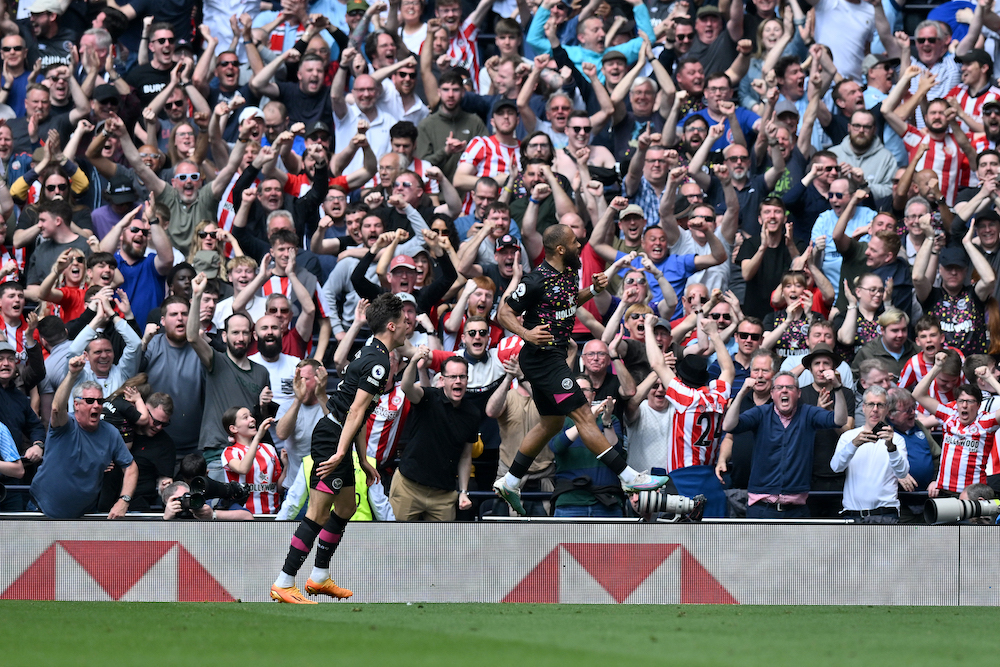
[192,250,221,279]
[491,98,518,115]
[93,84,120,104]
[396,292,417,306]
[696,5,721,18]
[619,204,645,220]
[957,48,993,73]
[238,106,265,124]
[389,255,417,272]
[30,0,67,14]
[862,53,900,77]
[496,234,519,251]
[306,121,331,138]
[975,210,1000,227]
[602,49,628,64]
[774,99,799,119]
[985,99,1000,114]
[105,175,137,205]
[346,0,369,11]
[0,341,15,355]
[653,317,671,331]
[939,246,969,268]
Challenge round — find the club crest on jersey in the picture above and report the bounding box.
[561,378,573,390]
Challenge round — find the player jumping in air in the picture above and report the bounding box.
[493,224,675,515]
[270,293,406,603]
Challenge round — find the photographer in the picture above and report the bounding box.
[831,385,909,523]
[161,480,253,521]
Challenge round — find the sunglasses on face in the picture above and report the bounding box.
[395,70,418,79]
[624,277,647,285]
[45,183,68,192]
[828,192,845,199]
[736,331,763,341]
[217,60,239,68]
[129,226,150,236]
[99,97,119,107]
[1,45,24,52]
[198,231,217,239]
[348,9,365,16]
[153,37,176,45]
[688,296,708,304]
[915,37,938,44]
[75,396,102,404]
[726,155,749,163]
[569,126,592,134]
[675,33,694,41]
[629,313,645,320]
[175,172,201,182]
[267,307,291,314]
[151,416,171,428]
[70,256,85,264]
[820,165,839,172]
[393,181,415,189]
[692,214,716,223]
[709,312,731,320]
[466,328,489,337]
[165,99,186,109]
[139,152,161,159]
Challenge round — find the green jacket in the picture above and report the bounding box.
[416,107,488,181]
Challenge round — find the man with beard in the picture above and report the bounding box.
[624,131,670,226]
[508,161,575,240]
[99,196,174,327]
[144,295,207,460]
[108,392,174,511]
[459,203,531,284]
[5,0,76,70]
[115,113,247,254]
[829,110,898,199]
[890,85,976,206]
[973,100,1000,152]
[29,354,137,519]
[251,48,333,129]
[416,70,487,180]
[188,273,272,470]
[250,315,301,453]
[689,125,784,234]
[665,113,709,165]
[493,224,672,515]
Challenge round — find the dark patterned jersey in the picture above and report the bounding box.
[506,261,578,348]
[328,337,391,425]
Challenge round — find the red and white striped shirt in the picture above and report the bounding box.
[216,172,259,257]
[981,394,1000,475]
[458,135,520,215]
[447,17,481,92]
[365,381,411,466]
[902,125,971,206]
[222,441,283,514]
[934,401,999,493]
[946,84,1000,132]
[899,349,965,415]
[269,22,305,53]
[261,274,330,319]
[662,377,731,471]
[0,244,24,283]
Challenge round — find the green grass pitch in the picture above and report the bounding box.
[2,601,989,665]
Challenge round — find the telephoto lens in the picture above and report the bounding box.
[924,498,1000,524]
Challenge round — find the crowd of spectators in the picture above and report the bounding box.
[3,0,1000,524]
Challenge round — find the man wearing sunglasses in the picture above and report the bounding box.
[29,353,137,519]
[0,34,28,117]
[125,22,176,106]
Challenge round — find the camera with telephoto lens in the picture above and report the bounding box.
[178,492,204,512]
[924,498,1000,524]
[189,476,252,507]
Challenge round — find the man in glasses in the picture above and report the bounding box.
[121,392,176,511]
[810,178,875,291]
[828,109,897,200]
[713,317,764,395]
[0,34,28,116]
[125,22,176,106]
[861,54,909,167]
[97,193,174,327]
[29,353,137,519]
[552,110,616,198]
[905,20,962,121]
[783,151,839,240]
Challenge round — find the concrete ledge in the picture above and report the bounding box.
[0,521,995,604]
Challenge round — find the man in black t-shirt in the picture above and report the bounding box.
[271,293,406,605]
[124,22,175,105]
[390,353,480,520]
[493,224,670,516]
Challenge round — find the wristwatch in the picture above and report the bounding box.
[119,494,132,503]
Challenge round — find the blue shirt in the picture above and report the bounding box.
[115,251,166,328]
[0,421,17,463]
[810,205,876,299]
[682,107,761,152]
[897,424,935,488]
[30,419,132,519]
[615,250,696,318]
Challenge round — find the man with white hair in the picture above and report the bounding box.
[29,353,137,519]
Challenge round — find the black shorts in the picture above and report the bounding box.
[519,343,587,417]
[308,414,356,494]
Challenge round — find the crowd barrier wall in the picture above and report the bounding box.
[1,521,997,605]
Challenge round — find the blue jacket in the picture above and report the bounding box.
[732,404,838,495]
[526,5,655,83]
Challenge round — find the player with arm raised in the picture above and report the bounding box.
[493,224,670,515]
[270,293,408,604]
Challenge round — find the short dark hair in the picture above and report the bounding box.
[390,121,419,142]
[705,71,731,88]
[166,262,194,286]
[36,199,73,226]
[774,55,801,80]
[439,69,465,88]
[0,282,21,299]
[366,292,404,334]
[957,384,983,405]
[147,392,174,417]
[269,228,300,248]
[87,252,117,270]
[177,453,207,483]
[99,6,129,40]
[160,294,190,314]
[482,201,510,219]
[36,315,67,344]
[224,311,252,333]
[442,355,470,376]
[149,21,174,35]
